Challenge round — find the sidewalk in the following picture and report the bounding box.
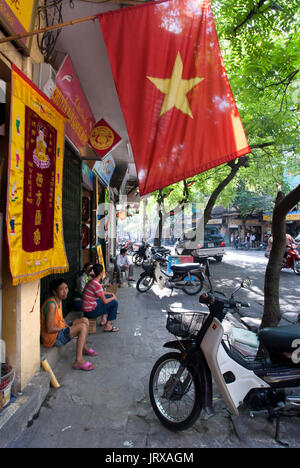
[3,271,300,448]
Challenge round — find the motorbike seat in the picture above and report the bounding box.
[171,263,202,272]
[258,325,300,355]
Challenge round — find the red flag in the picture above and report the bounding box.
[98,0,250,196]
[88,118,122,159]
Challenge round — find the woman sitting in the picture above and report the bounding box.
[82,264,119,332]
[41,278,98,371]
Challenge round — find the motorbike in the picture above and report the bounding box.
[118,239,133,253]
[136,254,205,296]
[282,244,300,275]
[132,242,152,266]
[150,246,171,258]
[149,260,300,445]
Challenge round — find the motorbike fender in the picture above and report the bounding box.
[163,341,214,417]
[140,271,149,279]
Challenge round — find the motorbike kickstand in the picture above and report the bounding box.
[273,414,289,448]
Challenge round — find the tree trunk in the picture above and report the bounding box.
[261,184,300,328]
[203,156,249,225]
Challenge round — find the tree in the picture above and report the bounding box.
[262,184,300,328]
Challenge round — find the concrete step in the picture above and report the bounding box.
[0,310,82,448]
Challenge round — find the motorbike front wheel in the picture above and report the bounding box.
[149,352,202,431]
[136,275,154,292]
[132,253,143,266]
[182,272,203,296]
[293,260,300,275]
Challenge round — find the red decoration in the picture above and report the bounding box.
[98,0,250,196]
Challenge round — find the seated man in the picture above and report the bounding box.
[41,278,98,371]
[116,248,134,283]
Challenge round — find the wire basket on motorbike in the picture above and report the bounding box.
[166,311,207,339]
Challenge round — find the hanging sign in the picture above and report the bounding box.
[6,65,68,285]
[93,152,116,187]
[51,55,95,154]
[0,0,36,47]
[88,118,121,159]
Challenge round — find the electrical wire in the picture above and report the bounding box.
[37,0,64,63]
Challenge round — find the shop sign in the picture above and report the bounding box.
[88,118,122,159]
[93,153,116,187]
[207,219,222,225]
[82,162,94,191]
[286,211,300,221]
[263,211,300,222]
[0,0,35,45]
[51,56,95,155]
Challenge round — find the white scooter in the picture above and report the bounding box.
[149,262,300,445]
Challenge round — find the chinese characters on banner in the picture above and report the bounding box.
[23,107,56,252]
[7,65,68,285]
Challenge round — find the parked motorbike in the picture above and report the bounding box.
[150,246,171,258]
[149,261,300,445]
[282,244,300,275]
[132,242,151,266]
[118,239,133,253]
[136,254,205,296]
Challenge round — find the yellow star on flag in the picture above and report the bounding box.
[147,52,204,119]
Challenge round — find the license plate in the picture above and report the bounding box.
[208,243,214,247]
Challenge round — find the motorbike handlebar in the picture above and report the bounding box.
[199,293,250,310]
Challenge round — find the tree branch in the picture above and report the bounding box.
[233,0,270,34]
[203,156,250,225]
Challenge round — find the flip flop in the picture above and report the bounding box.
[83,348,99,357]
[103,326,119,333]
[73,361,95,371]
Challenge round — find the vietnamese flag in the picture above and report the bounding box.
[98,0,251,196]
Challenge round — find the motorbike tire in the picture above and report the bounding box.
[182,272,203,296]
[136,275,154,292]
[293,260,300,275]
[133,254,143,266]
[149,352,202,431]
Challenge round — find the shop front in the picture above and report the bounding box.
[263,211,300,239]
[93,152,116,268]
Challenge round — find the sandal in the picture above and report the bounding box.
[83,348,99,357]
[103,326,119,333]
[73,361,95,371]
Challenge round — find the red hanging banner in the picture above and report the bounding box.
[98,0,250,196]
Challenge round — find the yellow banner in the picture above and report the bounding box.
[7,65,68,285]
[1,0,35,33]
[97,245,106,276]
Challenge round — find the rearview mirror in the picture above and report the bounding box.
[242,277,251,289]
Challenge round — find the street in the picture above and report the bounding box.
[10,249,300,448]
